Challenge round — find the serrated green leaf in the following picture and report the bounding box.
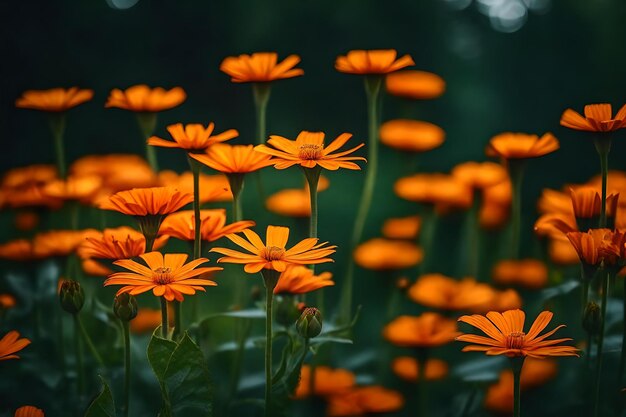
[84,376,116,417]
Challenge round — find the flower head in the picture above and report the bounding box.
[70,154,157,194]
[99,187,193,217]
[42,175,102,203]
[211,225,336,273]
[391,357,448,382]
[105,85,186,112]
[379,119,445,153]
[265,176,330,218]
[158,170,232,203]
[294,365,355,399]
[159,209,255,242]
[326,386,404,416]
[456,309,579,358]
[130,308,163,333]
[148,123,238,152]
[190,144,274,174]
[408,274,495,311]
[451,161,509,190]
[14,406,44,417]
[353,238,423,271]
[381,215,421,240]
[335,49,414,75]
[16,87,93,112]
[0,294,16,310]
[79,226,168,260]
[383,312,460,348]
[0,331,30,360]
[220,52,304,83]
[385,70,445,99]
[274,265,334,294]
[0,239,34,261]
[566,228,624,268]
[105,252,221,302]
[560,103,626,132]
[33,229,100,258]
[256,131,366,170]
[394,173,473,211]
[492,259,549,289]
[487,132,560,159]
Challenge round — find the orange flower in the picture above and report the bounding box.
[130,308,163,333]
[255,131,366,170]
[0,185,62,210]
[42,175,102,203]
[105,252,221,302]
[79,226,168,260]
[14,211,39,231]
[385,70,445,100]
[560,103,626,132]
[394,173,473,211]
[0,239,34,261]
[211,225,335,273]
[326,386,404,416]
[294,365,355,399]
[492,259,548,289]
[537,188,572,215]
[379,119,445,153]
[33,229,99,258]
[105,85,186,112]
[479,202,510,230]
[273,265,334,294]
[82,259,113,277]
[265,177,330,217]
[70,154,157,193]
[549,236,580,266]
[487,132,559,159]
[407,274,495,311]
[99,187,193,217]
[0,330,30,360]
[381,215,421,240]
[190,144,274,174]
[457,309,579,358]
[570,186,619,220]
[220,52,304,83]
[383,313,459,348]
[335,49,414,74]
[451,161,508,190]
[2,165,57,188]
[0,294,16,309]
[16,87,93,112]
[148,123,239,152]
[484,289,523,314]
[14,406,44,417]
[534,213,577,238]
[391,357,448,382]
[158,170,232,203]
[566,228,623,267]
[159,209,255,242]
[353,238,423,271]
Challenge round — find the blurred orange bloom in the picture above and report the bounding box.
[0,185,62,210]
[479,202,510,230]
[534,213,577,238]
[148,123,238,152]
[79,226,168,260]
[105,85,186,112]
[211,225,335,273]
[0,239,34,261]
[0,294,16,309]
[42,175,102,203]
[487,132,559,160]
[451,161,508,190]
[335,49,414,74]
[379,119,445,153]
[130,308,164,333]
[14,406,44,417]
[70,154,157,193]
[326,386,404,417]
[33,229,99,258]
[394,173,473,211]
[537,188,572,215]
[14,211,39,231]
[383,313,459,348]
[391,357,448,382]
[1,165,57,189]
[159,209,254,242]
[99,187,193,217]
[266,177,330,218]
[105,252,220,302]
[0,331,30,360]
[353,238,423,271]
[274,265,334,294]
[256,131,365,170]
[16,87,93,112]
[220,52,303,83]
[548,237,579,266]
[381,215,421,240]
[560,103,626,132]
[385,70,445,100]
[408,274,494,311]
[457,309,579,358]
[294,365,355,399]
[190,144,274,174]
[158,171,232,203]
[82,259,113,277]
[492,259,548,289]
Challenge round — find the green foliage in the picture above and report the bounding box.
[84,376,116,417]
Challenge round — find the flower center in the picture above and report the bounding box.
[506,331,526,350]
[263,246,285,261]
[298,144,323,160]
[153,267,173,285]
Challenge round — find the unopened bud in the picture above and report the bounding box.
[113,293,138,322]
[296,307,322,339]
[583,302,601,336]
[59,280,84,315]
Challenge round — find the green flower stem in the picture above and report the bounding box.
[228,174,245,223]
[262,270,280,417]
[73,315,85,396]
[508,159,526,259]
[466,192,480,277]
[594,136,611,228]
[510,357,525,417]
[593,270,611,417]
[227,318,251,410]
[419,206,438,275]
[416,348,429,417]
[339,75,382,323]
[77,314,104,367]
[137,113,158,172]
[188,156,203,260]
[253,83,271,144]
[173,300,182,339]
[619,283,626,392]
[160,297,169,339]
[137,214,162,253]
[49,113,67,179]
[69,200,80,230]
[303,166,323,309]
[122,321,131,417]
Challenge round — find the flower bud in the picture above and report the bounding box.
[296,307,322,339]
[113,293,138,322]
[583,302,601,336]
[59,280,84,315]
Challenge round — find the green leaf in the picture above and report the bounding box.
[147,327,178,383]
[84,376,116,417]
[208,309,266,319]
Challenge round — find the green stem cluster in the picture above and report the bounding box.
[593,270,611,417]
[49,114,67,179]
[137,113,158,172]
[122,321,131,417]
[262,270,280,417]
[253,83,271,144]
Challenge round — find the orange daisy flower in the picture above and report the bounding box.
[0,330,31,360]
[105,251,221,302]
[158,170,232,203]
[335,49,414,74]
[273,265,334,294]
[456,309,579,358]
[294,365,355,399]
[14,406,44,417]
[79,226,168,260]
[130,308,164,333]
[211,225,336,273]
[0,239,34,261]
[566,228,623,267]
[492,259,549,289]
[379,119,445,153]
[148,123,239,152]
[158,209,255,242]
[265,176,330,217]
[326,386,404,417]
[220,52,304,83]
[560,103,626,132]
[98,187,193,217]
[16,87,93,112]
[70,154,157,193]
[407,274,495,311]
[394,173,473,211]
[255,131,366,170]
[32,229,100,258]
[190,144,274,174]
[42,175,102,203]
[353,238,423,271]
[487,132,560,159]
[0,294,16,309]
[385,70,446,99]
[381,215,421,240]
[105,85,186,112]
[391,357,449,382]
[383,313,460,348]
[451,161,509,190]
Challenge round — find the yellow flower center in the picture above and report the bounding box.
[506,331,526,350]
[263,246,285,261]
[153,267,173,285]
[298,144,323,160]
